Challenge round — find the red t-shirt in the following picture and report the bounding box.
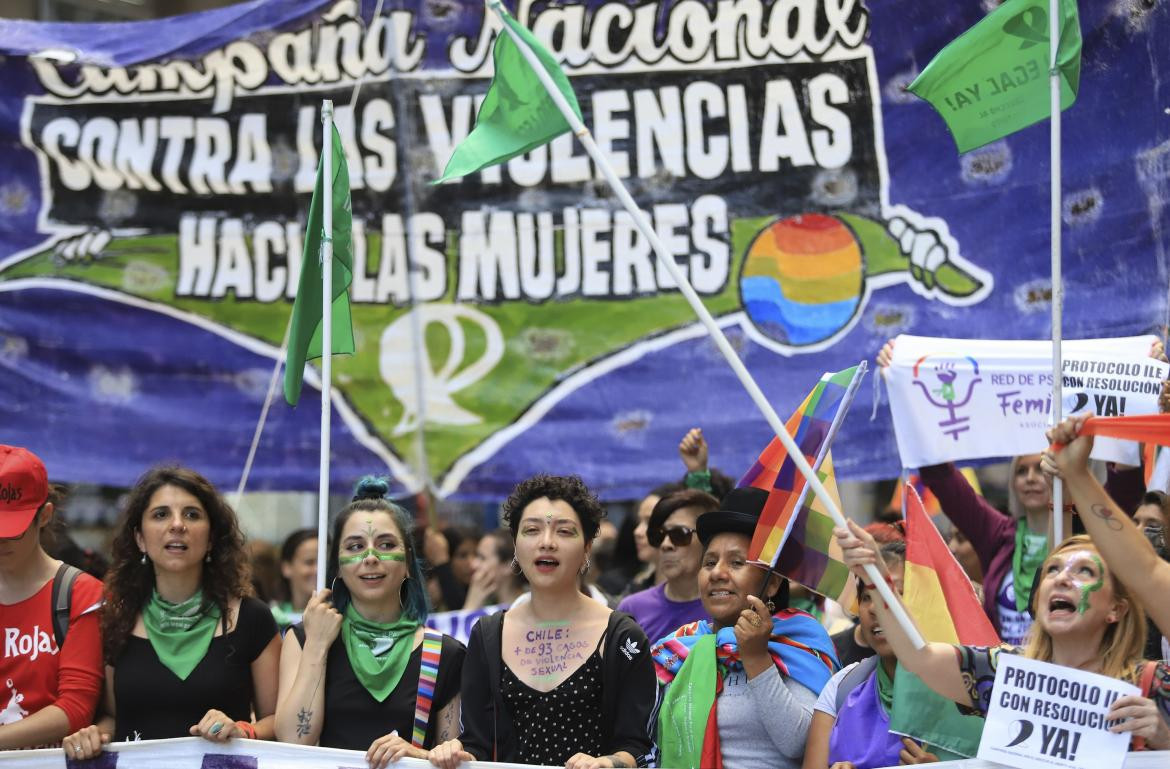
[0,571,103,733]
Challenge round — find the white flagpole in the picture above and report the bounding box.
[1049,0,1064,547]
[317,99,335,592]
[486,0,924,648]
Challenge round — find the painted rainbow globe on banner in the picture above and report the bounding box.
[739,213,865,346]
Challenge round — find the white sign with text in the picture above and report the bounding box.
[885,335,1167,468]
[977,654,1138,769]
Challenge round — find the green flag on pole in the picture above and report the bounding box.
[433,1,582,183]
[283,123,355,406]
[907,0,1081,153]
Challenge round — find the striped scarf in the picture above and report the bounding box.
[651,609,839,769]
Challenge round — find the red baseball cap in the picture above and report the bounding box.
[0,445,49,538]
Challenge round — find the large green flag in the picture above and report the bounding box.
[433,1,582,183]
[907,0,1081,153]
[283,123,354,406]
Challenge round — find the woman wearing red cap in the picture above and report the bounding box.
[0,445,103,749]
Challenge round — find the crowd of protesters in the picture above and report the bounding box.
[2,342,1170,768]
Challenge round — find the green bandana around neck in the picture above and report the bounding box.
[1013,521,1049,613]
[142,589,221,681]
[341,603,419,702]
[876,661,895,715]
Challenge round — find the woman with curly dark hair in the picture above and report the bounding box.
[430,475,658,769]
[61,467,281,758]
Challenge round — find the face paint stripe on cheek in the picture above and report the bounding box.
[339,549,406,565]
[1077,554,1106,615]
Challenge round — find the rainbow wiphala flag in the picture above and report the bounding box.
[740,365,863,603]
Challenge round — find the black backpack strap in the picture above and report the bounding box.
[51,563,82,649]
[835,654,881,711]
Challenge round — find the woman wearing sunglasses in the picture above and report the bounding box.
[618,489,717,645]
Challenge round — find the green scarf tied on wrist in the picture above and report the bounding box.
[142,589,221,680]
[341,603,419,702]
[1013,521,1050,613]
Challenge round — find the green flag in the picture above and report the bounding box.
[907,0,1081,153]
[283,123,355,406]
[658,635,717,769]
[890,667,986,759]
[433,1,582,183]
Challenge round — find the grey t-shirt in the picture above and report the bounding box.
[716,665,819,769]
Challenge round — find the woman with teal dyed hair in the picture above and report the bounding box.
[275,477,465,766]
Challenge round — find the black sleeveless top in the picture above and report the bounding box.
[113,597,277,741]
[501,646,605,764]
[291,624,465,750]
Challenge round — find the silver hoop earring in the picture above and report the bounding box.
[509,557,522,576]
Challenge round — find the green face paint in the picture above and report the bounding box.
[1076,554,1106,615]
[339,549,406,565]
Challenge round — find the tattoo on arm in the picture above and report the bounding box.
[1090,503,1124,532]
[602,756,632,768]
[295,708,312,737]
[295,675,323,738]
[438,703,457,740]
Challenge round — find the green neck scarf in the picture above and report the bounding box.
[142,589,221,681]
[876,661,895,715]
[341,603,419,702]
[1013,520,1049,613]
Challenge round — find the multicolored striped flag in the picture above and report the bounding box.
[889,484,1000,758]
[741,365,865,603]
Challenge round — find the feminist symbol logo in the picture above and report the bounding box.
[380,304,505,436]
[911,355,982,441]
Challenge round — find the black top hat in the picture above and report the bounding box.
[697,486,768,545]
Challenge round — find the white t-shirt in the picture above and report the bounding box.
[813,662,860,718]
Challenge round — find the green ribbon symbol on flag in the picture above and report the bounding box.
[907,0,1082,153]
[433,0,582,184]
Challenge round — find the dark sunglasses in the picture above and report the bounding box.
[648,525,696,548]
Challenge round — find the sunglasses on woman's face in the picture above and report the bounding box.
[648,525,696,548]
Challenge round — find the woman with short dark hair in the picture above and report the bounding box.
[429,474,657,769]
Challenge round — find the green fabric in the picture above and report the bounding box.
[283,123,354,406]
[270,601,301,630]
[684,470,712,493]
[1013,521,1049,613]
[907,0,1081,153]
[876,661,895,715]
[142,589,221,681]
[433,1,582,183]
[790,595,823,622]
[889,666,985,758]
[659,635,717,769]
[341,604,419,703]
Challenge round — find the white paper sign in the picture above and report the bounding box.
[977,654,1138,769]
[885,335,1168,468]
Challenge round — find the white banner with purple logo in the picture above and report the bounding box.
[883,335,1168,469]
[4,735,1167,769]
[5,738,547,769]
